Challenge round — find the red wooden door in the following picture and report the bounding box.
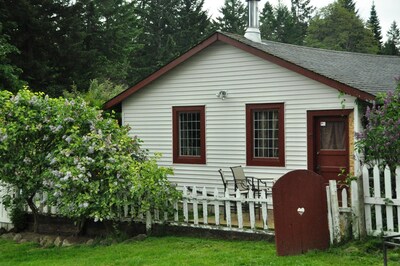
[315,116,349,182]
[273,170,329,256]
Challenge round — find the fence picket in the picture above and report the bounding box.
[329,180,341,243]
[249,191,255,230]
[174,202,179,222]
[202,187,208,225]
[373,165,383,232]
[363,165,372,233]
[236,189,243,229]
[341,189,348,208]
[183,186,188,223]
[326,186,334,244]
[192,186,199,225]
[214,187,220,226]
[225,189,231,227]
[261,190,268,230]
[351,180,360,239]
[384,166,394,231]
[397,167,400,231]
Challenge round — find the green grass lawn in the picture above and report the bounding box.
[0,236,398,266]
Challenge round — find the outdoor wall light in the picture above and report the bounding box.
[216,90,228,100]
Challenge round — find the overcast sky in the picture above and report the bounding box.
[203,0,400,41]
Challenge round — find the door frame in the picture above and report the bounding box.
[307,109,353,174]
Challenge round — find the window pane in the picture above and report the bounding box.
[253,110,279,158]
[179,112,201,156]
[320,121,345,150]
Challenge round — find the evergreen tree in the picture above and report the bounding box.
[338,0,357,14]
[272,2,294,43]
[382,21,400,56]
[0,0,67,95]
[176,0,212,53]
[0,22,25,92]
[213,0,247,35]
[367,1,382,50]
[305,2,378,54]
[289,0,315,44]
[260,1,275,40]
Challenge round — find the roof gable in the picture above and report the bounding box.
[105,31,400,109]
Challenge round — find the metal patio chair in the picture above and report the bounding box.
[229,166,256,197]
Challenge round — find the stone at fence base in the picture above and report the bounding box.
[41,236,55,247]
[124,234,147,243]
[13,233,22,242]
[54,236,63,247]
[86,239,94,245]
[0,233,15,240]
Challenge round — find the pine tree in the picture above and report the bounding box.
[367,1,382,50]
[260,1,275,40]
[0,0,67,95]
[0,22,25,92]
[176,0,212,53]
[272,2,294,43]
[213,0,247,35]
[338,0,357,14]
[289,0,315,44]
[382,21,400,55]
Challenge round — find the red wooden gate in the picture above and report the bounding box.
[273,170,329,256]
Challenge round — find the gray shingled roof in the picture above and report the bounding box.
[222,32,400,96]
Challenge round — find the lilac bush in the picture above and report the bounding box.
[356,81,400,169]
[0,89,180,233]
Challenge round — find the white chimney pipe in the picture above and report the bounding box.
[244,0,261,43]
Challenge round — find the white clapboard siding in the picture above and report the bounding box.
[363,165,400,236]
[122,42,357,189]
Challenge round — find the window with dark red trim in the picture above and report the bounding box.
[173,106,206,164]
[246,103,285,167]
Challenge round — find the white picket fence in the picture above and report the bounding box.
[363,165,400,236]
[2,186,273,235]
[0,185,13,230]
[160,186,273,234]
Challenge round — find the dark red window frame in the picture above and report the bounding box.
[172,106,206,164]
[246,103,285,167]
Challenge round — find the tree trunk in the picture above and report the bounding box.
[76,217,87,236]
[27,196,39,233]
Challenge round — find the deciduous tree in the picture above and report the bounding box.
[305,2,378,53]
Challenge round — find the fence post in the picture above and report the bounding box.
[363,165,372,235]
[329,180,341,244]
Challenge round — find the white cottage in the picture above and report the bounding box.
[104,2,400,191]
